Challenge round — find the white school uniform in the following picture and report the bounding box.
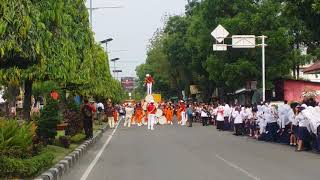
[224,104,231,118]
[124,107,134,127]
[232,111,243,124]
[302,107,320,134]
[278,104,291,129]
[216,106,224,122]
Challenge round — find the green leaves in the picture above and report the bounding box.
[0,120,33,158]
[137,0,319,99]
[0,0,123,101]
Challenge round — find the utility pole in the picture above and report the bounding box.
[88,0,123,28]
[261,35,267,102]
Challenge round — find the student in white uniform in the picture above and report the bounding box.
[278,100,291,144]
[216,104,225,131]
[232,106,243,136]
[263,104,279,142]
[124,104,134,127]
[250,105,259,138]
[289,105,298,146]
[257,105,266,135]
[224,104,232,131]
[201,106,210,126]
[296,104,311,151]
[228,105,235,132]
[245,106,253,136]
[302,106,320,152]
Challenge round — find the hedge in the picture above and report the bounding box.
[0,152,54,178]
[70,133,86,144]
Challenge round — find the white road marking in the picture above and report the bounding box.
[80,120,121,180]
[216,154,261,180]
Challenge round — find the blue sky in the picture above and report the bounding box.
[86,0,187,77]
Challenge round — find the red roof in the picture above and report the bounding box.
[303,61,320,74]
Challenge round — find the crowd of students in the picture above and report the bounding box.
[81,98,320,153]
[190,101,320,153]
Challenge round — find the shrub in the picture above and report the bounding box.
[64,109,83,136]
[0,151,54,178]
[58,136,70,149]
[36,98,61,144]
[70,133,86,144]
[0,120,33,158]
[64,98,82,136]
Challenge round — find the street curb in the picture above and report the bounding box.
[35,125,108,180]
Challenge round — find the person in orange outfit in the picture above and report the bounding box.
[135,103,144,126]
[113,106,118,124]
[165,104,174,125]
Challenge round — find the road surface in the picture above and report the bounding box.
[62,121,320,180]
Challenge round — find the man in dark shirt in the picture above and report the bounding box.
[81,99,96,139]
[105,103,115,128]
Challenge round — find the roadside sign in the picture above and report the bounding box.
[232,35,256,48]
[213,44,227,51]
[211,24,229,43]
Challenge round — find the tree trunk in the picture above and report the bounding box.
[296,65,300,79]
[292,66,296,79]
[23,80,33,122]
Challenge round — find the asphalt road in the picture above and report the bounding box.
[62,120,320,180]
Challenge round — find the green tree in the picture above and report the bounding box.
[0,0,123,120]
[36,97,60,144]
[136,0,320,101]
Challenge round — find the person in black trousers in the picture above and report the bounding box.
[201,106,209,126]
[81,99,96,139]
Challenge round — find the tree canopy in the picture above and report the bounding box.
[136,0,320,101]
[0,0,125,119]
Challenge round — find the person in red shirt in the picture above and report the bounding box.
[147,100,157,130]
[81,99,96,139]
[145,74,154,95]
[180,100,187,126]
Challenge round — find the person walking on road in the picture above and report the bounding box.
[147,100,157,130]
[135,103,144,126]
[124,103,134,127]
[201,106,209,126]
[216,104,225,131]
[119,104,126,123]
[180,100,187,126]
[296,104,311,151]
[105,103,115,129]
[165,103,174,125]
[232,106,244,136]
[81,99,96,139]
[187,104,193,127]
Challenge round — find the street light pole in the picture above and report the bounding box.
[88,0,123,28]
[111,58,120,78]
[90,0,93,27]
[113,70,122,80]
[261,35,267,102]
[100,38,113,52]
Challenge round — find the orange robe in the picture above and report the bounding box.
[113,111,118,123]
[135,107,143,124]
[165,107,174,123]
[177,108,182,123]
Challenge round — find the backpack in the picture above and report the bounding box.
[83,105,93,118]
[97,107,103,112]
